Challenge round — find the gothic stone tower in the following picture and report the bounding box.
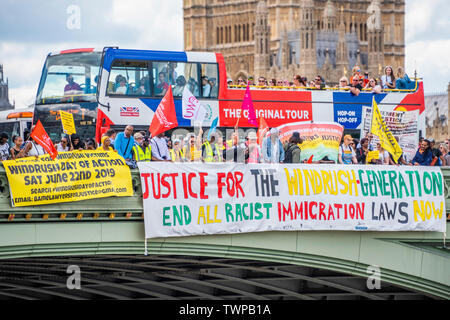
[183,0,405,82]
[0,64,14,111]
[254,0,271,78]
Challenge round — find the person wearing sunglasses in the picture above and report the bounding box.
[364,77,382,94]
[350,66,362,83]
[237,77,246,86]
[313,75,325,90]
[349,75,362,96]
[339,76,350,89]
[55,135,72,152]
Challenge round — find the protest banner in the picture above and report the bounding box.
[138,162,446,238]
[361,106,419,163]
[3,150,133,207]
[59,110,76,135]
[370,98,403,163]
[275,121,344,162]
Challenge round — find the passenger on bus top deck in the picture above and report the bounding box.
[173,76,187,96]
[64,74,81,95]
[209,78,218,97]
[155,72,169,96]
[202,76,211,97]
[136,76,149,95]
[313,76,325,90]
[349,75,362,96]
[339,76,350,89]
[115,75,128,94]
[165,62,178,85]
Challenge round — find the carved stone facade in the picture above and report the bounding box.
[183,0,405,86]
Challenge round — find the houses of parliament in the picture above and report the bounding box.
[183,0,405,86]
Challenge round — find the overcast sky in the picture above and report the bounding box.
[0,0,449,108]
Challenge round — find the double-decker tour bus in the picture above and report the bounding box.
[33,47,425,146]
[33,48,102,142]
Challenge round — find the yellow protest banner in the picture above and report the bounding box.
[366,150,379,164]
[2,150,133,207]
[60,110,76,135]
[370,97,403,163]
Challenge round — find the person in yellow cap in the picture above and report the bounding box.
[98,135,116,152]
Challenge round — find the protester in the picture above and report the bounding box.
[375,143,390,165]
[439,143,450,166]
[262,128,285,163]
[98,135,114,151]
[150,132,171,161]
[115,125,135,161]
[102,128,117,149]
[338,134,357,164]
[21,130,47,158]
[10,135,23,160]
[284,132,302,163]
[132,132,153,162]
[201,132,219,162]
[170,139,184,162]
[183,133,202,162]
[356,138,369,164]
[55,136,71,152]
[429,138,442,166]
[85,139,97,150]
[246,131,261,164]
[71,134,84,151]
[410,139,433,166]
[0,133,10,161]
[225,130,246,163]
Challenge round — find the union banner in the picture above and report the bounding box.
[3,150,133,207]
[138,162,446,238]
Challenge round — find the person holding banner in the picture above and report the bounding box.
[98,135,114,152]
[21,134,47,158]
[55,136,72,152]
[262,128,285,163]
[115,126,135,163]
[150,133,171,161]
[132,132,154,162]
[10,135,24,160]
[338,135,358,165]
[246,131,262,164]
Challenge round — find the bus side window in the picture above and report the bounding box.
[107,60,150,96]
[200,63,219,98]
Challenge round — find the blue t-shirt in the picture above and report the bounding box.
[115,132,135,159]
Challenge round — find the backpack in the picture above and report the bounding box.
[284,144,299,163]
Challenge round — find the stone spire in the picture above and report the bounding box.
[0,64,13,111]
[336,6,348,77]
[323,0,337,32]
[299,0,316,80]
[254,0,271,78]
[367,0,384,76]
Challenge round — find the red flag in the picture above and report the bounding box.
[149,86,178,137]
[240,85,258,126]
[31,120,58,160]
[257,117,269,144]
[307,155,314,163]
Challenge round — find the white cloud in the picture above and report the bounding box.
[406,39,450,93]
[111,0,183,50]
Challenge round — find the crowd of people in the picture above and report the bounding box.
[229,65,416,96]
[1,124,448,168]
